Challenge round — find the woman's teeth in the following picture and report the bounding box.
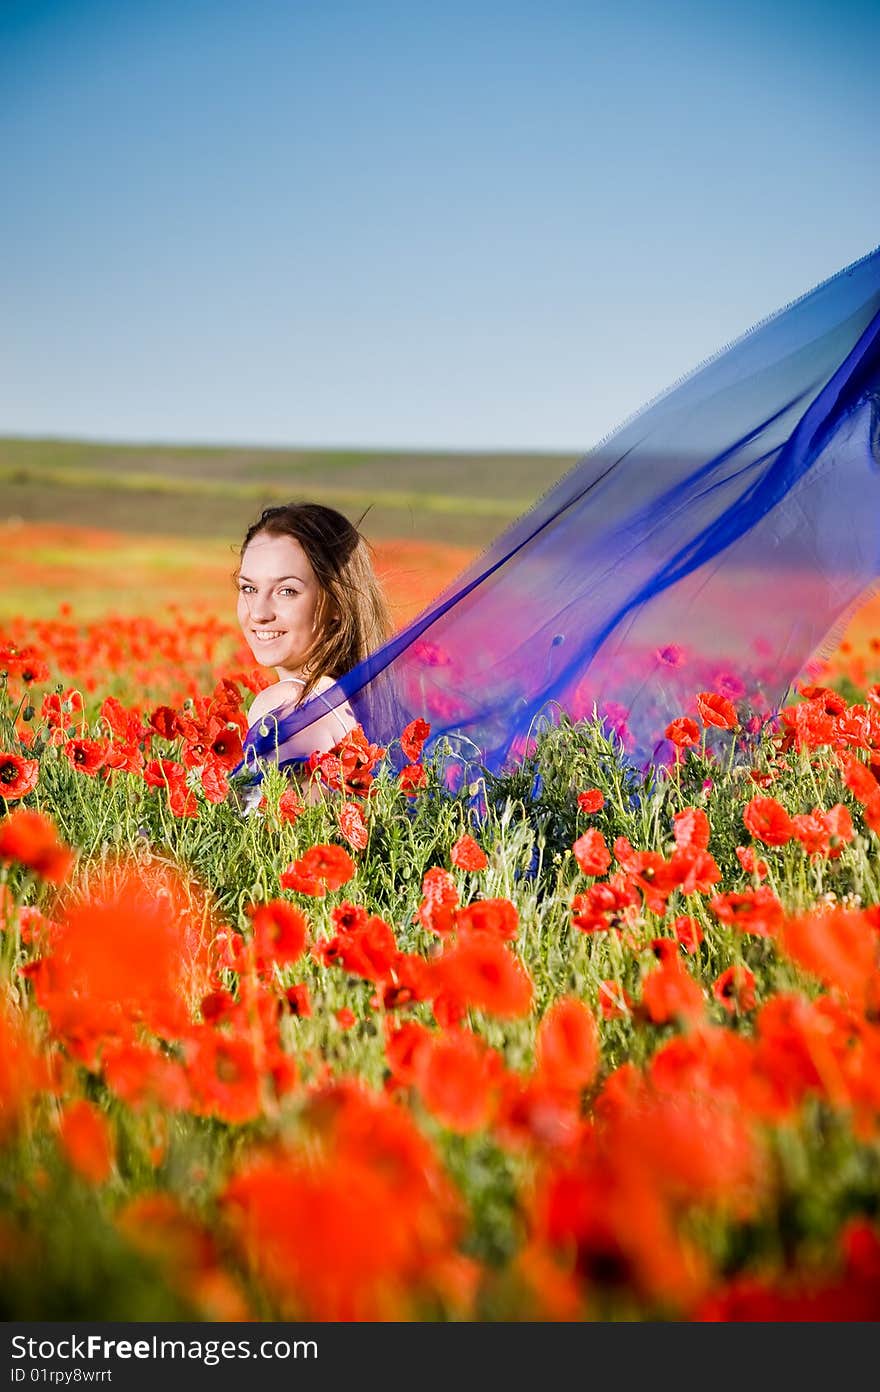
[254,630,286,642]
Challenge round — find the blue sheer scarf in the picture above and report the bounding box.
[238,245,880,792]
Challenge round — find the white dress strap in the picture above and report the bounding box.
[271,677,350,738]
[312,688,353,739]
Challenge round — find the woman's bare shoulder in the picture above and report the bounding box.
[246,678,304,727]
[309,673,343,697]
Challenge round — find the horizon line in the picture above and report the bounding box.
[0,429,582,459]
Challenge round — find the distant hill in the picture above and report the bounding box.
[0,436,577,548]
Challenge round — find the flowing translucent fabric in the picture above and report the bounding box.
[239,245,880,791]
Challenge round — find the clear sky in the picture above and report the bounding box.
[2,0,878,452]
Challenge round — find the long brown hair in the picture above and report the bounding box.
[236,502,392,703]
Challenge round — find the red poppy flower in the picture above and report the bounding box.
[284,983,311,1017]
[415,1028,503,1133]
[149,706,182,740]
[450,834,488,871]
[307,725,386,797]
[571,876,639,934]
[41,688,83,729]
[713,965,756,1015]
[384,1019,433,1088]
[185,1027,263,1124]
[696,691,738,730]
[647,1026,752,1102]
[672,807,710,852]
[0,1003,52,1141]
[103,741,145,776]
[577,789,605,814]
[650,937,680,964]
[414,867,459,935]
[613,838,681,914]
[823,803,855,856]
[673,915,704,953]
[200,989,237,1024]
[780,907,879,1008]
[0,808,73,883]
[335,1007,356,1030]
[0,753,39,801]
[207,719,244,770]
[319,914,399,984]
[572,829,611,877]
[401,717,430,762]
[277,786,303,824]
[339,800,369,851]
[213,928,248,972]
[838,752,880,805]
[376,953,431,1011]
[63,738,108,777]
[301,842,356,888]
[143,758,188,789]
[669,845,721,896]
[743,794,793,846]
[57,1099,114,1184]
[641,960,705,1025]
[248,899,308,969]
[735,845,768,880]
[454,897,519,941]
[200,760,229,804]
[221,1082,465,1320]
[797,683,848,713]
[1,643,49,684]
[492,1074,581,1156]
[281,843,355,895]
[779,699,837,751]
[529,1141,709,1311]
[535,998,599,1092]
[279,866,325,897]
[307,751,342,791]
[592,980,629,1020]
[16,904,51,946]
[331,901,369,933]
[788,811,827,857]
[21,657,49,683]
[430,936,534,1018]
[398,763,427,797]
[665,716,701,749]
[100,695,145,743]
[426,982,465,1034]
[168,782,199,818]
[710,886,784,937]
[30,865,198,1057]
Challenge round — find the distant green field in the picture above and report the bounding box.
[0,436,577,546]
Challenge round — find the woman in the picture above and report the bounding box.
[235,502,392,783]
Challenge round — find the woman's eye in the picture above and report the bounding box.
[279,588,299,597]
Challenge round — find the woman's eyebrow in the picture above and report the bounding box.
[237,574,306,584]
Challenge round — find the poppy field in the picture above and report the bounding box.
[3,588,880,1322]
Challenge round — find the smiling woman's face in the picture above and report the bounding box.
[236,531,325,678]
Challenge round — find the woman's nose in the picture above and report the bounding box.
[250,592,276,621]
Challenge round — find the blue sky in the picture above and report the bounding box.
[2,0,878,452]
